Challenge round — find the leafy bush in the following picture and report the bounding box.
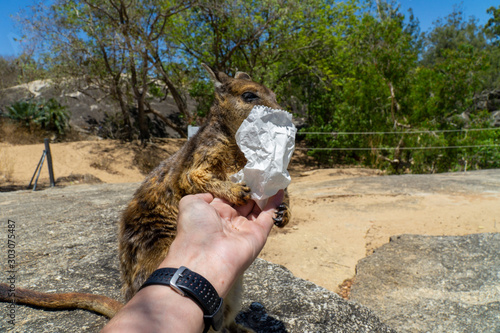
[41,99,71,134]
[6,98,70,134]
[6,100,46,128]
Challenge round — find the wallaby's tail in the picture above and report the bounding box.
[0,283,123,318]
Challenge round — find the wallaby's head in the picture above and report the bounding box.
[202,64,282,134]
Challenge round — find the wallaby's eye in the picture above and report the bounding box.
[241,92,259,103]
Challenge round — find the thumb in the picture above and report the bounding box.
[259,190,285,232]
[265,190,284,211]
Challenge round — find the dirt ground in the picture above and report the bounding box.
[1,139,498,294]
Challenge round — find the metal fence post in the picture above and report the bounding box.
[44,138,56,187]
[28,150,46,190]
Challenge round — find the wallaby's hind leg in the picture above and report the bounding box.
[273,188,291,227]
[273,202,290,227]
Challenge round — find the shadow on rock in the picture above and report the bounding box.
[237,302,288,333]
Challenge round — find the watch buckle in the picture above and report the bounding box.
[170,266,188,296]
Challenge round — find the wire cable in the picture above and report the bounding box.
[300,128,500,135]
[296,144,500,151]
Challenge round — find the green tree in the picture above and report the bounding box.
[299,0,421,167]
[421,8,487,66]
[484,5,500,44]
[401,8,495,173]
[12,0,497,173]
[18,0,195,141]
[0,56,19,90]
[170,0,334,117]
[483,5,500,88]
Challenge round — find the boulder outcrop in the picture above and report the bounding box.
[0,183,394,332]
[351,233,500,333]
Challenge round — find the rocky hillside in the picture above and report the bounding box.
[0,79,198,138]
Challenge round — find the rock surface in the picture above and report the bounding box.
[0,183,133,332]
[350,233,500,333]
[0,79,197,138]
[0,183,394,332]
[240,259,395,333]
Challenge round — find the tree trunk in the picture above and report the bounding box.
[137,97,150,143]
[144,101,187,138]
[112,79,133,141]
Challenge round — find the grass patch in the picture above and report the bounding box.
[0,147,14,183]
[0,117,85,145]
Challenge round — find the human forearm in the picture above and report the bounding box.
[101,192,282,333]
[101,284,204,333]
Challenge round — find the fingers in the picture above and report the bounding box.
[211,196,258,219]
[210,197,238,220]
[211,197,232,206]
[234,199,258,217]
[263,190,285,212]
[179,193,214,210]
[231,190,285,219]
[180,191,284,234]
[192,192,215,204]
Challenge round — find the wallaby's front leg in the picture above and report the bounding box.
[182,167,251,206]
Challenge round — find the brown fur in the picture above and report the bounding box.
[119,65,290,331]
[0,67,290,331]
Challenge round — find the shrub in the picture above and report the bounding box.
[39,98,71,134]
[6,100,45,129]
[6,98,70,134]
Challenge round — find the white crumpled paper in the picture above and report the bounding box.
[231,105,297,209]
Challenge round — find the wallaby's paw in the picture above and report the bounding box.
[273,202,290,227]
[230,183,251,206]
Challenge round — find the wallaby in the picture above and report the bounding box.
[0,65,290,332]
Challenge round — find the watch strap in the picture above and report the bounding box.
[139,267,224,332]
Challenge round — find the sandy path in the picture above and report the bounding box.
[260,169,499,292]
[1,140,498,294]
[0,139,183,185]
[1,141,143,184]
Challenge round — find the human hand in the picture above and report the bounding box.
[101,192,284,333]
[160,190,285,297]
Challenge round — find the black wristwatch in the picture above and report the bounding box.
[139,266,224,332]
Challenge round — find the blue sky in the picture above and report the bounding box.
[398,0,497,33]
[0,0,498,57]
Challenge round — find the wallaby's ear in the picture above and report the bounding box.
[235,72,251,81]
[201,63,221,88]
[202,63,230,88]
